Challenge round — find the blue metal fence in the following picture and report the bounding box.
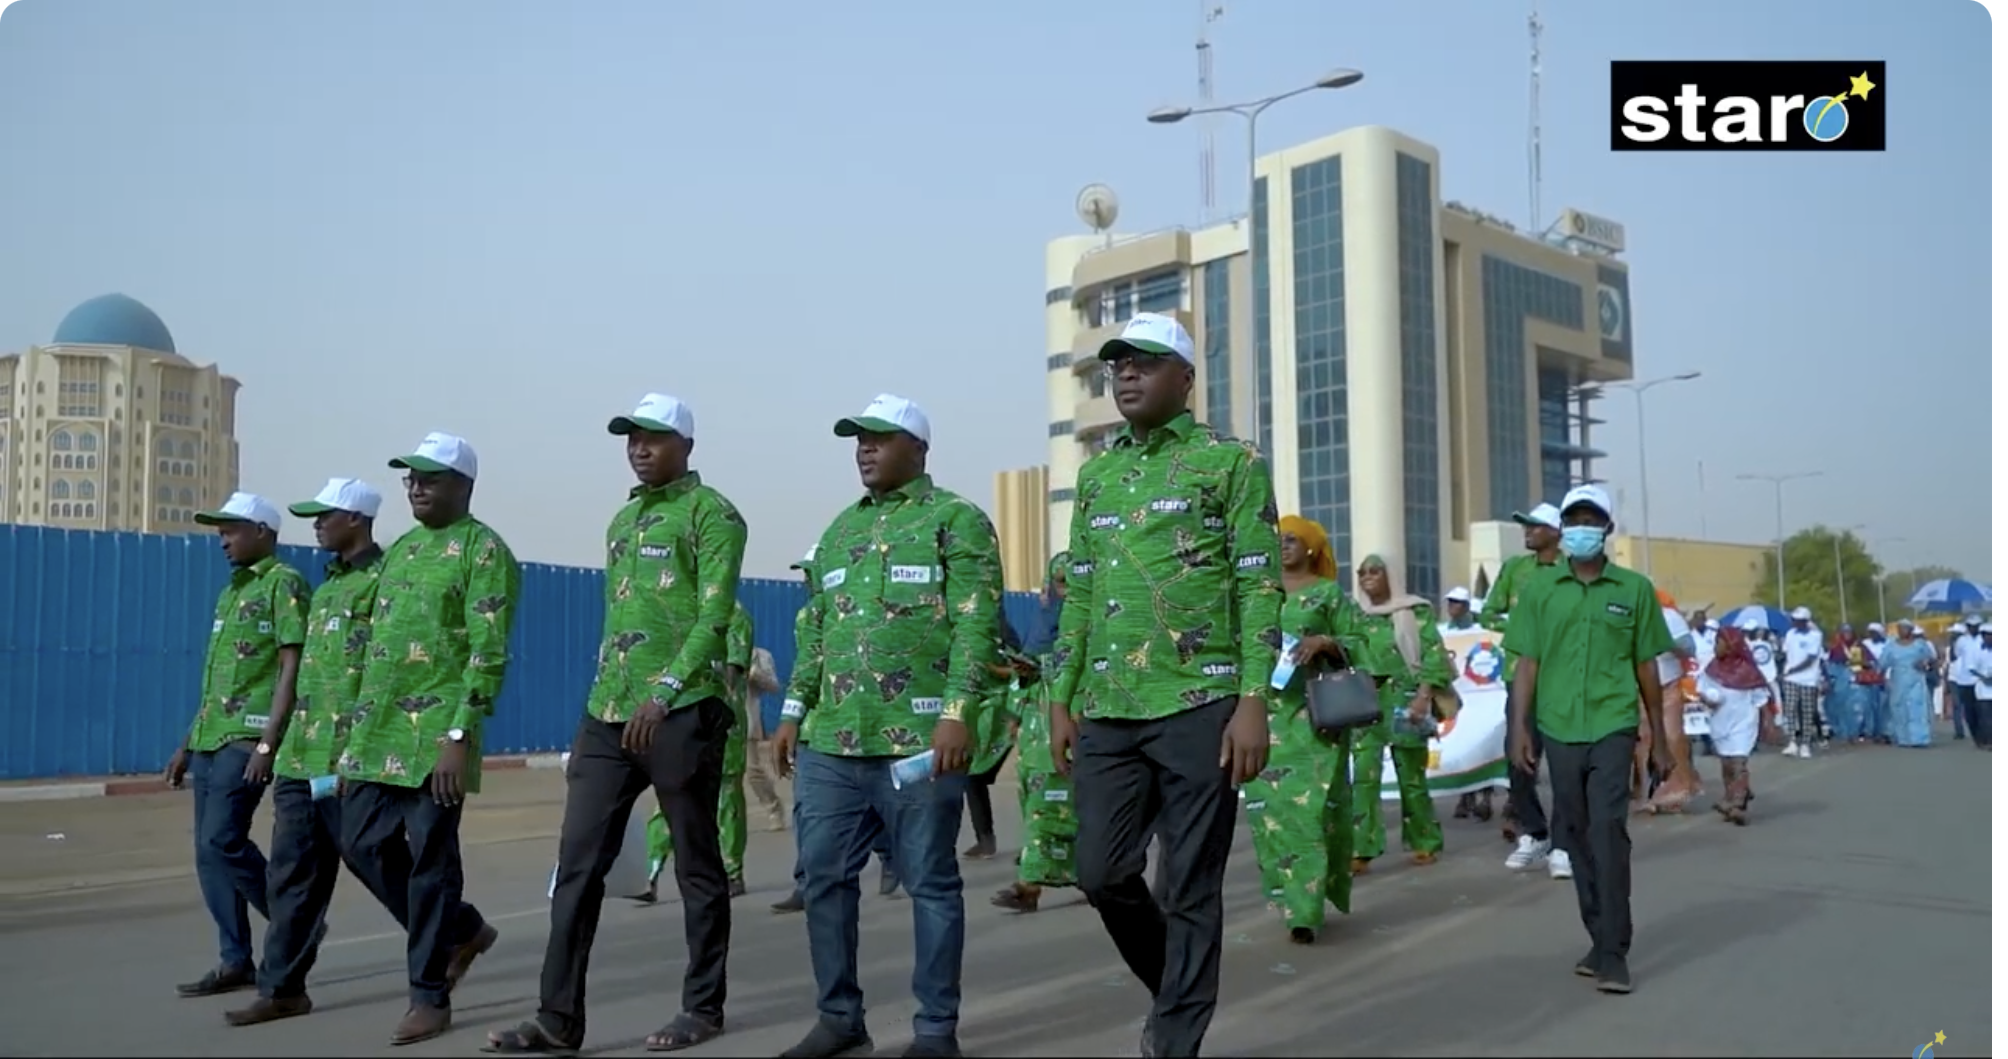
[0,525,1040,780]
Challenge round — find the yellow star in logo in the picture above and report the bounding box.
[1934,1032,1948,1047]
[1850,72,1877,100]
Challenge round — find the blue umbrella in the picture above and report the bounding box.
[1906,579,1991,614]
[1717,604,1791,635]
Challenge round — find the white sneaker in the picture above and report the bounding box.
[1784,740,1799,757]
[1796,743,1814,759]
[1547,848,1574,879]
[1505,833,1551,870]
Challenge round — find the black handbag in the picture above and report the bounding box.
[1304,668,1383,737]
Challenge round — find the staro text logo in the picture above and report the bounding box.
[1609,60,1887,152]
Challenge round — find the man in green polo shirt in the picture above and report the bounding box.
[1504,484,1672,996]
[1048,312,1282,1059]
[1480,501,1569,877]
[165,491,310,999]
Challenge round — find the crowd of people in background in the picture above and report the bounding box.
[157,311,1989,1058]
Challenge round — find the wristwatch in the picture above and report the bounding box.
[254,742,273,756]
[446,728,467,743]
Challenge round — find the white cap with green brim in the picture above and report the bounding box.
[834,393,932,444]
[1096,312,1195,364]
[389,431,479,481]
[194,491,283,533]
[1511,503,1562,530]
[608,392,695,438]
[288,477,383,519]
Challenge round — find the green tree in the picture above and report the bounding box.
[1878,564,1964,618]
[1752,526,1886,628]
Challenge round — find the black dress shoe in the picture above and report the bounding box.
[178,965,256,998]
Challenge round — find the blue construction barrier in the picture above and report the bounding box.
[0,525,1039,780]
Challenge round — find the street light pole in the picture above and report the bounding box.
[1833,523,1865,627]
[1873,535,1906,624]
[1602,371,1701,577]
[1148,68,1365,454]
[1736,470,1823,609]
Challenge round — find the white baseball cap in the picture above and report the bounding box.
[389,431,479,481]
[1444,586,1472,603]
[194,491,283,533]
[1791,606,1813,621]
[1867,622,1885,634]
[1704,618,1720,631]
[1097,312,1195,364]
[1559,484,1614,520]
[608,392,694,439]
[1982,622,1994,634]
[1965,615,1983,627]
[1511,502,1563,531]
[289,477,383,520]
[1740,618,1762,633]
[834,394,932,445]
[790,544,817,571]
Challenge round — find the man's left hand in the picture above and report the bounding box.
[431,741,469,807]
[932,718,971,776]
[1219,695,1270,784]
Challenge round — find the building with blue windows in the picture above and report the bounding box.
[1027,125,1634,598]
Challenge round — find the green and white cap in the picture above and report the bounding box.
[790,544,817,571]
[193,491,283,532]
[833,393,931,443]
[1097,311,1195,363]
[289,477,383,518]
[388,431,479,481]
[608,392,695,438]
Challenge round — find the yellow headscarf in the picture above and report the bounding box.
[1278,515,1339,580]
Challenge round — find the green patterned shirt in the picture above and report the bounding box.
[791,601,820,742]
[586,472,748,723]
[274,546,384,780]
[338,517,521,793]
[1478,553,1559,671]
[1050,411,1284,721]
[781,474,1004,758]
[187,556,312,753]
[721,600,754,718]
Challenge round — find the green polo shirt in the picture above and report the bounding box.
[1502,559,1673,745]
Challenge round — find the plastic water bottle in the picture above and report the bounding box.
[889,749,936,790]
[1271,634,1301,690]
[309,775,340,800]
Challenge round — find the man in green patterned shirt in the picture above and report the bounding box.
[770,393,1003,1059]
[1479,501,1567,876]
[489,394,745,1057]
[337,432,517,1046]
[165,491,309,1000]
[226,478,409,1028]
[1046,313,1282,1059]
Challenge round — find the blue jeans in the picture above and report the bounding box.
[795,748,966,1039]
[792,793,893,890]
[189,741,271,970]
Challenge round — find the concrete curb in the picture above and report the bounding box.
[0,752,572,803]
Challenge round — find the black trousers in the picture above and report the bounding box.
[1545,730,1636,964]
[260,777,409,999]
[1074,696,1240,1058]
[339,779,489,1008]
[1503,684,1550,839]
[964,747,1010,841]
[540,702,733,1037]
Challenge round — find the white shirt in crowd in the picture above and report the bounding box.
[1749,634,1779,682]
[1656,607,1693,686]
[1974,643,1993,702]
[1781,625,1826,688]
[1950,633,1980,687]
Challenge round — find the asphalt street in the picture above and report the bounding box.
[0,731,1991,1057]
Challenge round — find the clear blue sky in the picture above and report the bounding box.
[0,0,1991,582]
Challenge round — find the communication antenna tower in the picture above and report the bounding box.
[1527,0,1544,233]
[1197,3,1224,223]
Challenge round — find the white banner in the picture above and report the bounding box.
[1364,628,1510,800]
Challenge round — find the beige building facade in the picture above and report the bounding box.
[992,464,1050,592]
[0,294,243,535]
[1036,125,1637,598]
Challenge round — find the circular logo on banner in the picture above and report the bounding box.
[1597,284,1626,341]
[1463,640,1505,685]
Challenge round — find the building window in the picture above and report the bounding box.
[1290,156,1349,564]
[78,431,97,451]
[51,430,72,451]
[1049,419,1075,437]
[1046,353,1071,372]
[1395,153,1441,601]
[78,480,96,500]
[1253,176,1273,456]
[1537,368,1576,505]
[1481,255,1585,519]
[1048,488,1076,503]
[1202,258,1233,432]
[1085,370,1108,399]
[156,485,171,502]
[178,488,194,507]
[1045,285,1074,306]
[51,479,71,500]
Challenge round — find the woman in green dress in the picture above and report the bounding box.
[1241,515,1358,944]
[1347,552,1454,875]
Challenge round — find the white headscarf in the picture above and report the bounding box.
[1353,552,1430,670]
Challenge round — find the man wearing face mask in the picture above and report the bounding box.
[1504,484,1673,996]
[1479,502,1569,877]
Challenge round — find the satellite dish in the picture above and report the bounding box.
[1075,184,1120,233]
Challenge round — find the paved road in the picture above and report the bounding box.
[0,734,1991,1057]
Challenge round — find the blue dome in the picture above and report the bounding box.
[52,293,176,354]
